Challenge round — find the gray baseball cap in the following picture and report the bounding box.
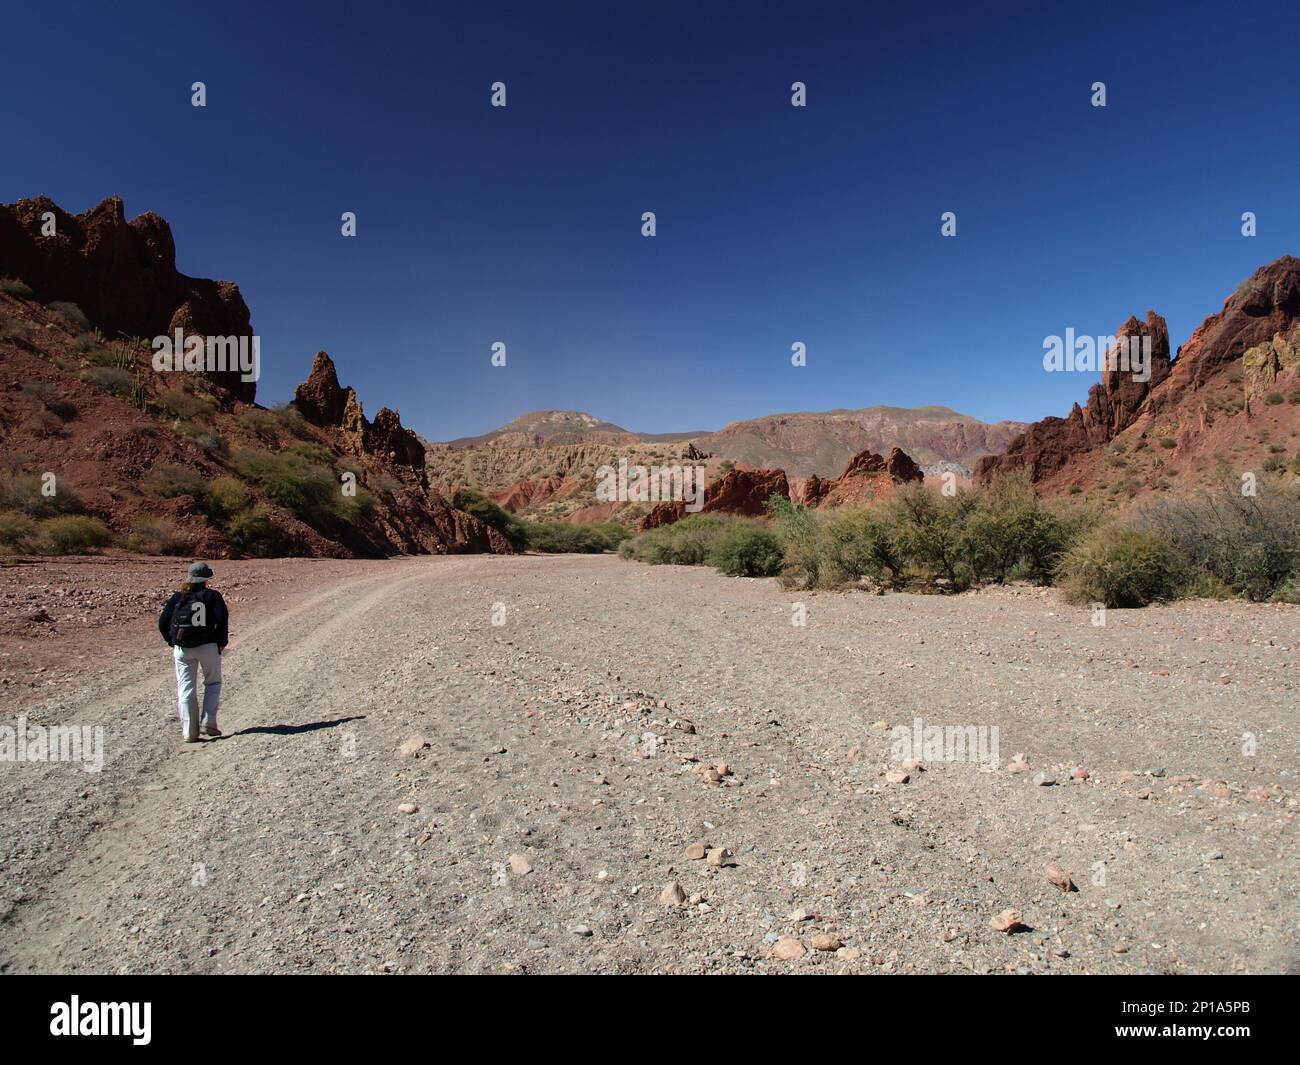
[187,561,214,582]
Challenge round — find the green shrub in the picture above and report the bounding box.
[206,475,251,519]
[1265,392,1284,406]
[176,422,227,455]
[40,514,113,555]
[272,403,313,439]
[128,514,191,555]
[766,494,824,587]
[0,277,34,298]
[144,463,208,500]
[155,388,216,421]
[815,505,903,588]
[225,506,283,557]
[885,485,974,589]
[238,407,281,443]
[0,511,38,551]
[1057,525,1187,607]
[452,488,528,549]
[82,366,133,396]
[1,320,34,342]
[621,513,735,566]
[524,520,629,553]
[707,522,784,577]
[232,448,371,527]
[0,473,83,517]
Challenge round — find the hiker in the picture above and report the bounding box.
[159,561,230,742]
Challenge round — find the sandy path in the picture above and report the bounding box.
[0,555,1294,974]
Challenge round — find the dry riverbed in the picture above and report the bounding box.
[0,553,1295,974]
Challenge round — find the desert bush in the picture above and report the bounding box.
[620,513,736,566]
[224,506,283,557]
[0,473,83,517]
[232,448,372,527]
[144,463,208,500]
[272,403,313,439]
[1132,481,1300,602]
[1,320,34,342]
[766,494,823,587]
[233,448,334,513]
[0,277,34,298]
[962,474,1093,584]
[40,514,113,555]
[176,422,227,455]
[707,522,784,577]
[21,380,76,419]
[0,511,39,551]
[1057,525,1187,607]
[48,301,89,330]
[884,484,975,589]
[128,514,192,555]
[452,488,528,549]
[814,504,903,588]
[205,476,251,519]
[155,388,216,421]
[238,407,281,443]
[524,521,629,553]
[82,366,133,397]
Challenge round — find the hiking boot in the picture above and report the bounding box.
[201,724,222,737]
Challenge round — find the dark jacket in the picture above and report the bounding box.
[159,587,229,650]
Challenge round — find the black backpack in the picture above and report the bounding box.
[169,590,216,648]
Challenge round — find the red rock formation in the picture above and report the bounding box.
[800,446,924,508]
[977,311,1172,483]
[638,467,790,530]
[294,350,348,425]
[884,447,924,483]
[290,351,512,554]
[978,258,1300,488]
[294,351,425,470]
[0,196,256,402]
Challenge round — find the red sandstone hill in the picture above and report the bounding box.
[978,257,1300,498]
[0,197,510,558]
[637,446,925,531]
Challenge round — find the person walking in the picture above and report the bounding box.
[159,562,230,742]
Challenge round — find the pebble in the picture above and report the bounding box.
[1032,771,1056,787]
[1045,862,1076,893]
[771,936,806,960]
[397,802,419,814]
[398,736,428,758]
[508,853,533,876]
[706,846,732,868]
[990,908,1026,933]
[810,934,841,951]
[685,843,708,860]
[658,881,687,907]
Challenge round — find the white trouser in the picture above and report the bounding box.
[174,643,222,738]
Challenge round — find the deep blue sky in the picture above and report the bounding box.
[3,1,1296,440]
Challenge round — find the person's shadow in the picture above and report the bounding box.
[223,715,365,738]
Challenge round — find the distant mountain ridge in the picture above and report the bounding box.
[444,410,703,449]
[435,405,1026,480]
